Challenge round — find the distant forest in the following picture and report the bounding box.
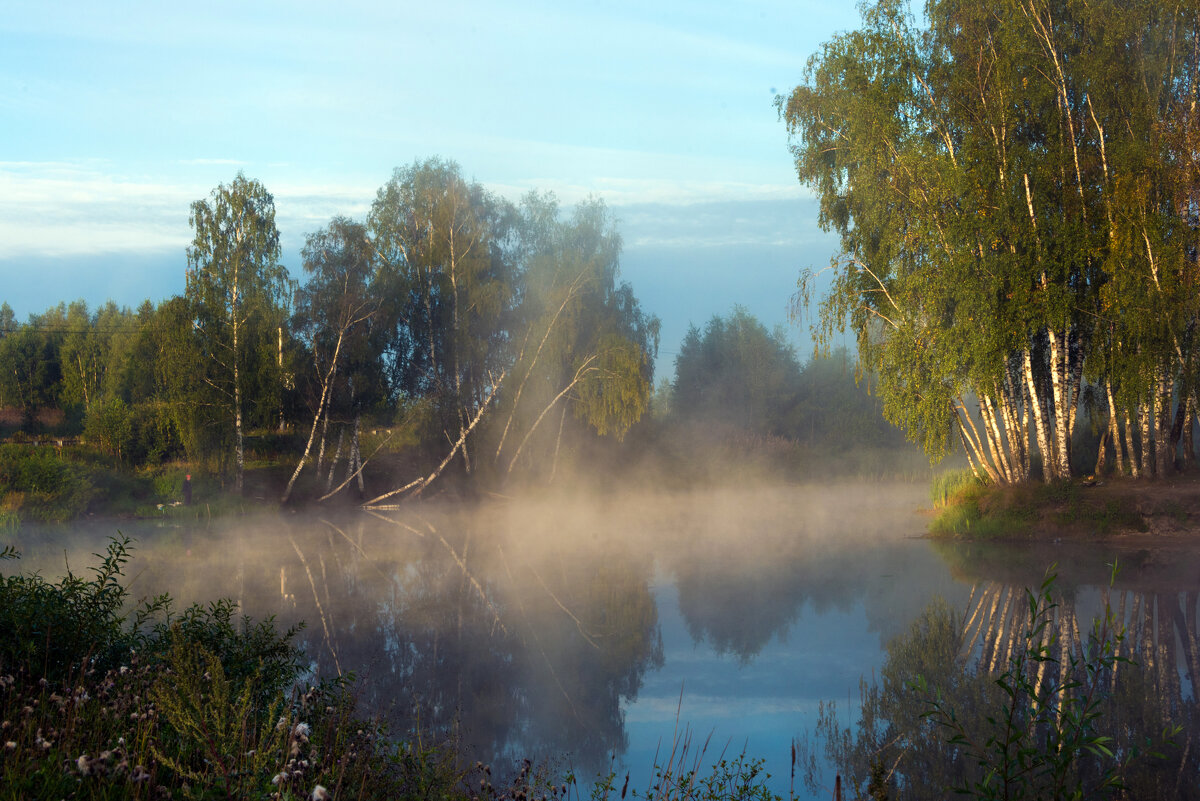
[0,160,904,511]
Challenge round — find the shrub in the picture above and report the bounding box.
[0,536,474,800]
[0,443,96,522]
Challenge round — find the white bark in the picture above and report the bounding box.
[1023,349,1055,482]
[1047,327,1071,479]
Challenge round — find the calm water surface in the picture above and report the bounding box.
[9,483,1199,798]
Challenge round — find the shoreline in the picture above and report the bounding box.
[929,472,1200,541]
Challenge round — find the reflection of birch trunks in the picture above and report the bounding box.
[962,581,1200,728]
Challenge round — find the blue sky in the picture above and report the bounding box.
[0,0,859,367]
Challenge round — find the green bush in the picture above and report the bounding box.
[0,536,425,800]
[84,398,134,461]
[0,443,96,522]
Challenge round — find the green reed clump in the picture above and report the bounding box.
[930,468,986,509]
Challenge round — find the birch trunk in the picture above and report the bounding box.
[1107,381,1125,475]
[1125,410,1141,479]
[232,268,244,495]
[1141,394,1157,478]
[999,376,1028,480]
[1157,367,1175,477]
[1047,327,1072,479]
[325,428,344,493]
[981,394,1014,483]
[1023,349,1055,482]
[352,414,364,492]
[1184,395,1196,467]
[282,336,344,503]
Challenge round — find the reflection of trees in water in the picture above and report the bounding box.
[806,574,1200,801]
[258,512,662,776]
[668,526,964,662]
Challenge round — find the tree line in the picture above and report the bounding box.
[0,158,659,501]
[782,0,1200,483]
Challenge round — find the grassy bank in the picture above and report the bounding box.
[928,469,1155,539]
[0,442,288,530]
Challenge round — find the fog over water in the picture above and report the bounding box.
[10,483,1200,798]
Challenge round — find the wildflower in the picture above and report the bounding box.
[131,765,150,783]
[77,754,91,775]
[293,722,311,739]
[272,772,289,785]
[4,741,15,751]
[311,785,330,800]
[119,666,129,675]
[276,716,288,731]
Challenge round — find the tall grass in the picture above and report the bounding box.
[930,468,985,509]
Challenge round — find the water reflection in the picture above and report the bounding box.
[806,541,1200,801]
[2,483,962,790]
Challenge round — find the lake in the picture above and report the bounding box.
[7,482,1200,799]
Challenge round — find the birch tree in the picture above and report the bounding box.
[187,174,290,494]
[782,0,1200,483]
[368,159,517,472]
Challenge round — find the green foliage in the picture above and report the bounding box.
[781,0,1200,481]
[575,333,652,440]
[84,397,133,461]
[149,637,287,798]
[187,173,293,490]
[0,537,448,800]
[0,443,95,522]
[0,535,156,681]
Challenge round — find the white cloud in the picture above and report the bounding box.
[0,161,822,261]
[0,162,378,260]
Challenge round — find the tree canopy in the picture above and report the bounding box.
[782,0,1200,483]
